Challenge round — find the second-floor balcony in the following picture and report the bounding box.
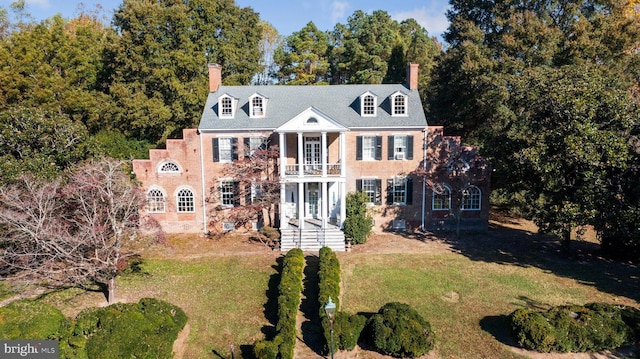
[284,163,341,177]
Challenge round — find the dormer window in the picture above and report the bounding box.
[391,92,408,116]
[360,92,377,117]
[249,93,267,118]
[219,94,237,118]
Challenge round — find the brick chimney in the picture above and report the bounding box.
[407,63,419,90]
[208,63,222,92]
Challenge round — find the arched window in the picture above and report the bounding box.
[391,92,407,116]
[462,186,481,210]
[177,188,195,213]
[146,188,165,213]
[432,184,451,210]
[361,93,377,116]
[159,161,180,173]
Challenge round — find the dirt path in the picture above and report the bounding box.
[294,255,325,358]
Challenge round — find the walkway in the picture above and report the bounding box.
[294,255,325,358]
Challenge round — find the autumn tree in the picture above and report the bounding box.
[0,158,148,303]
[255,21,284,85]
[208,139,280,234]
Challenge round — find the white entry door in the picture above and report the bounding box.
[306,183,320,219]
[304,136,321,172]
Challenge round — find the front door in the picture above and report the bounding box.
[306,183,319,219]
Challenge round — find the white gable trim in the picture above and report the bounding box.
[275,107,348,133]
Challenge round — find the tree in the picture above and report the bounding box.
[0,106,89,184]
[273,22,330,85]
[104,0,263,145]
[0,158,148,303]
[343,191,373,244]
[255,21,284,85]
[208,139,280,232]
[503,67,635,251]
[413,130,490,236]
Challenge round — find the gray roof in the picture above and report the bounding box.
[198,84,428,131]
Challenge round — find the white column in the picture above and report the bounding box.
[298,182,305,229]
[321,131,327,177]
[340,181,346,229]
[280,183,286,229]
[297,132,304,177]
[279,132,286,178]
[321,181,328,228]
[339,132,346,177]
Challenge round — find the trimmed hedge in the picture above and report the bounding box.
[365,302,435,358]
[0,299,70,340]
[254,248,304,359]
[510,303,640,353]
[318,247,366,353]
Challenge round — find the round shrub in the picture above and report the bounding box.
[510,303,638,353]
[334,312,367,351]
[365,302,434,357]
[0,299,69,340]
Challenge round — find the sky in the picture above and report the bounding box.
[3,0,451,41]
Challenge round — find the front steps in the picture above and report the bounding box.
[280,226,345,252]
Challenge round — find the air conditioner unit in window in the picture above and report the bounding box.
[395,152,405,160]
[222,222,235,231]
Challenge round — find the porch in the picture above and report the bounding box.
[280,218,346,252]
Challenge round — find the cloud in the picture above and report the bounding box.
[392,5,451,39]
[331,1,349,24]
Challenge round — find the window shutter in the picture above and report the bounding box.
[407,136,414,160]
[244,138,250,158]
[375,179,382,205]
[386,179,394,205]
[406,178,413,205]
[233,182,240,206]
[212,138,219,162]
[375,136,382,160]
[387,136,394,160]
[356,136,363,160]
[245,183,252,205]
[356,179,362,191]
[231,137,239,161]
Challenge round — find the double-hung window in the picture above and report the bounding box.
[362,136,376,160]
[220,180,237,207]
[391,93,407,116]
[392,177,407,205]
[394,135,407,160]
[146,189,165,213]
[218,138,233,162]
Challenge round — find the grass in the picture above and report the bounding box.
[29,225,640,359]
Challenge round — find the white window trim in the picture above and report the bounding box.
[394,135,408,160]
[146,187,166,213]
[432,184,451,211]
[361,177,377,204]
[219,94,238,119]
[360,92,377,117]
[462,186,482,211]
[362,136,376,161]
[218,137,234,163]
[158,161,181,174]
[249,93,267,118]
[220,178,237,208]
[392,176,407,206]
[390,92,408,117]
[176,187,195,213]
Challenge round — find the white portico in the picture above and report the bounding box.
[277,107,347,251]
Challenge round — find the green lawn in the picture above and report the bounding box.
[35,230,640,359]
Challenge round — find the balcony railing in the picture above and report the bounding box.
[284,163,342,177]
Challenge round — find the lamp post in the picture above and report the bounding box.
[324,297,337,359]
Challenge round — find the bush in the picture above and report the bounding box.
[254,249,304,359]
[0,299,69,340]
[365,302,435,357]
[334,312,367,351]
[73,298,187,359]
[343,191,373,244]
[510,303,640,353]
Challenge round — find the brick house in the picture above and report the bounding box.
[132,64,490,251]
